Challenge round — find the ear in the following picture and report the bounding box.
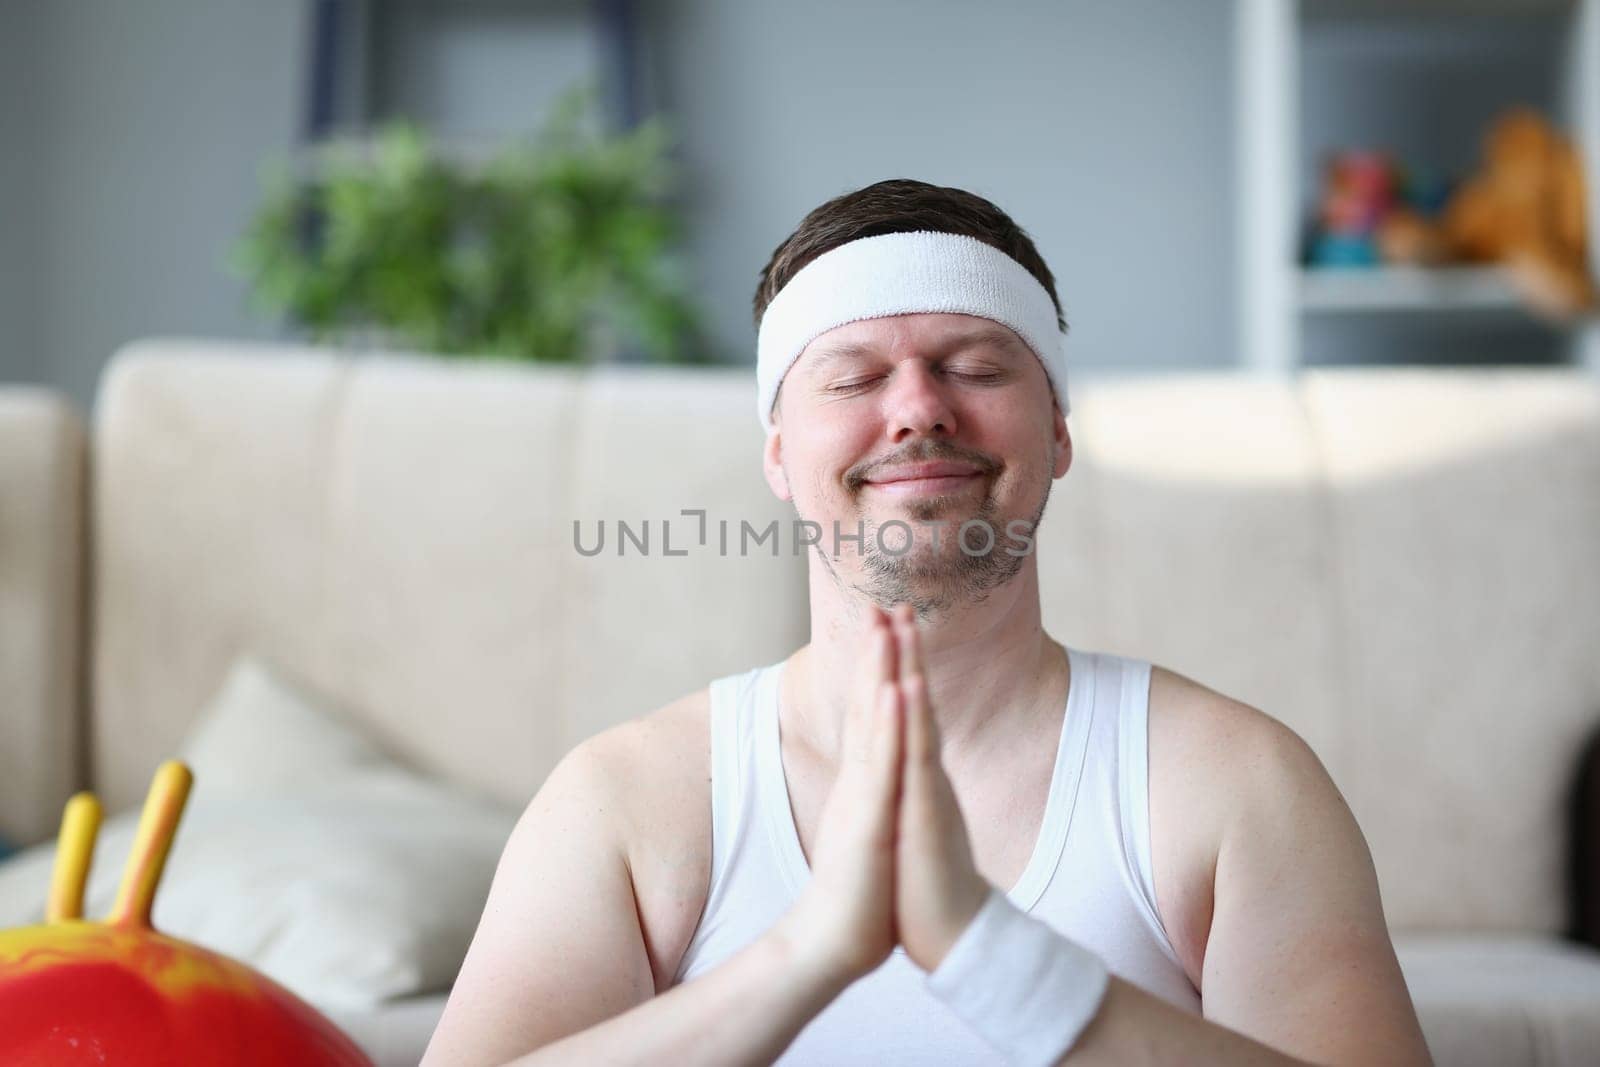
[1051,401,1073,479]
[762,419,792,501]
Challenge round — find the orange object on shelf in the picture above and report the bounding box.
[1440,108,1595,319]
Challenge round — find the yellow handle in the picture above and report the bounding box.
[46,792,103,922]
[109,760,194,929]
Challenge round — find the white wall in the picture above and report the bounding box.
[1,0,1239,409]
[648,0,1237,370]
[371,0,598,136]
[0,1,45,386]
[3,0,307,409]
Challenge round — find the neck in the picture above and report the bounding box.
[786,552,1067,770]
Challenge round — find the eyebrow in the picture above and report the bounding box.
[806,324,1026,368]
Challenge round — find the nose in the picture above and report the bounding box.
[883,360,957,442]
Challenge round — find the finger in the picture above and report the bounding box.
[867,680,904,825]
[892,606,940,767]
[852,609,891,702]
[875,607,898,685]
[893,603,921,685]
[845,623,893,765]
[850,609,884,683]
[901,668,936,774]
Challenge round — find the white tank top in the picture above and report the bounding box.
[671,646,1202,1062]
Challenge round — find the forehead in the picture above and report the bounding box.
[794,312,1029,371]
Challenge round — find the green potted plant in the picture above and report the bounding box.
[232,88,706,364]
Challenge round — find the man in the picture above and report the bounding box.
[422,180,1433,1066]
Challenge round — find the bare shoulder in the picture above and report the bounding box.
[1145,665,1332,988]
[422,694,712,1062]
[1148,664,1318,779]
[583,686,712,791]
[1148,666,1426,1061]
[578,687,714,993]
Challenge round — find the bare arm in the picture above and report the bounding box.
[497,918,847,1067]
[419,737,850,1067]
[1059,713,1432,1066]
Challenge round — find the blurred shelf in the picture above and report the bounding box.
[1236,0,1600,371]
[1302,0,1575,17]
[1298,265,1525,313]
[303,0,644,147]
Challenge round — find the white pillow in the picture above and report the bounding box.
[0,657,518,1010]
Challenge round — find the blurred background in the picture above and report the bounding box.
[2,0,1592,410]
[3,4,1600,1065]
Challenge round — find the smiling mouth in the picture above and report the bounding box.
[863,472,983,496]
[847,446,999,498]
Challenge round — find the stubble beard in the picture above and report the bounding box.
[813,477,1051,621]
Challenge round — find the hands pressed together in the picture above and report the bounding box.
[778,604,994,985]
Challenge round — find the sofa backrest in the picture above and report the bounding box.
[0,388,84,848]
[89,339,807,822]
[1035,369,1600,936]
[88,338,1600,936]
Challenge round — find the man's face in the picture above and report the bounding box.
[762,312,1072,616]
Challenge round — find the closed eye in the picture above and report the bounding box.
[943,368,1005,383]
[825,365,1006,393]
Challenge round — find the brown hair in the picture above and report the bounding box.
[752,178,1066,332]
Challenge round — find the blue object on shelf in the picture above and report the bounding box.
[1309,233,1379,268]
[1404,173,1455,216]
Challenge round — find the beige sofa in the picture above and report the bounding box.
[4,336,1600,1066]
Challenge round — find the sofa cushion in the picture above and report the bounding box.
[1396,933,1600,1067]
[324,993,450,1067]
[0,656,516,1010]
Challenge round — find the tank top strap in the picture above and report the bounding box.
[1110,653,1179,964]
[704,665,766,898]
[674,665,778,988]
[1006,645,1096,910]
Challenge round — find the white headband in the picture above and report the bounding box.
[755,230,1069,430]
